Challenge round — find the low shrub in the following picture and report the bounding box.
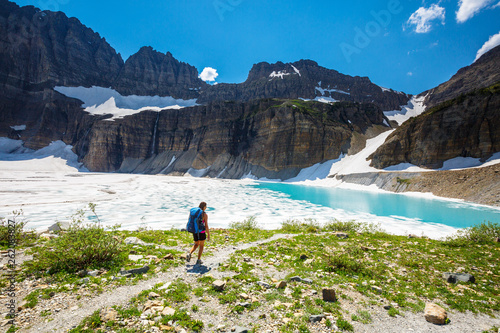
[229,215,259,230]
[445,221,500,246]
[24,204,126,275]
[280,218,320,233]
[323,219,385,234]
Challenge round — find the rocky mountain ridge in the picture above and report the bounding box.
[198,60,410,111]
[1,0,499,181]
[370,46,500,170]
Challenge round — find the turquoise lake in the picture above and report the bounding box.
[254,182,500,229]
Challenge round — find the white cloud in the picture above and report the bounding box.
[474,31,500,62]
[199,67,219,82]
[456,0,495,23]
[407,72,414,76]
[407,4,446,33]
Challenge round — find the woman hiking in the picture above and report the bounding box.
[186,202,210,265]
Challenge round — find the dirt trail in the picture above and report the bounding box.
[21,234,293,333]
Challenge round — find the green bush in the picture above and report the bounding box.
[323,219,384,234]
[0,210,37,248]
[326,254,367,276]
[445,221,500,246]
[280,218,320,233]
[24,205,126,275]
[229,215,259,230]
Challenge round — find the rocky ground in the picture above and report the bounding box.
[337,163,500,207]
[2,230,499,333]
[406,164,500,207]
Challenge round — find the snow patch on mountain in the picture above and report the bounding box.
[269,70,291,79]
[291,64,301,76]
[0,138,87,171]
[54,86,197,120]
[315,82,350,96]
[10,125,26,131]
[383,95,427,125]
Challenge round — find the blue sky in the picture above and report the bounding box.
[13,0,500,95]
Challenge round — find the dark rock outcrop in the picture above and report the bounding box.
[198,60,409,111]
[370,83,500,169]
[79,99,390,179]
[422,45,500,108]
[112,46,207,99]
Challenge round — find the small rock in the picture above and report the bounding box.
[371,285,383,294]
[233,326,250,333]
[408,234,419,238]
[158,282,172,290]
[121,265,149,276]
[322,288,337,302]
[302,278,313,284]
[48,222,70,232]
[70,306,79,311]
[290,276,302,282]
[101,307,118,322]
[240,293,250,300]
[76,269,88,277]
[276,281,287,289]
[384,305,392,310]
[163,253,174,260]
[81,278,90,284]
[424,303,447,325]
[162,307,175,316]
[299,254,308,260]
[87,270,99,277]
[237,302,251,308]
[213,280,226,291]
[124,237,147,245]
[333,232,349,239]
[179,253,188,260]
[17,300,27,311]
[128,255,144,262]
[442,272,475,283]
[309,314,326,323]
[148,292,160,299]
[257,281,271,289]
[303,259,314,265]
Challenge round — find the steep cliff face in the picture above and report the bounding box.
[370,83,500,169]
[198,60,409,111]
[0,1,123,91]
[0,0,205,149]
[80,99,390,179]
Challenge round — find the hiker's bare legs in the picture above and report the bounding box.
[190,241,199,256]
[197,240,205,260]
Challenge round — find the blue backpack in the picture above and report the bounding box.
[186,207,205,234]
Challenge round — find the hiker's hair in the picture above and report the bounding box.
[199,202,207,210]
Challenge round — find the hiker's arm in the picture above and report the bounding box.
[205,213,210,241]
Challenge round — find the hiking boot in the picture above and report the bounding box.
[186,252,191,262]
[195,259,203,265]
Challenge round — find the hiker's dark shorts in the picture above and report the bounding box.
[193,232,206,242]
